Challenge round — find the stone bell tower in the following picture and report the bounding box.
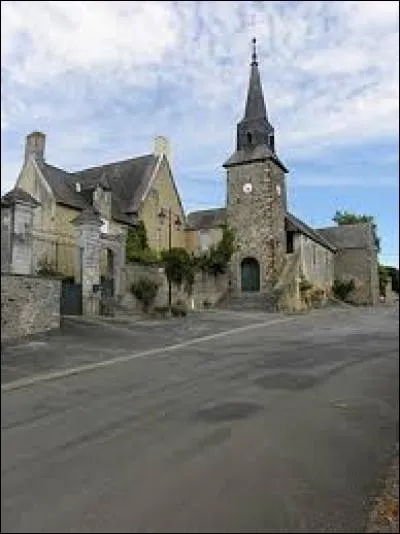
[223,38,289,295]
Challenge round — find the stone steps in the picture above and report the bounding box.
[217,292,278,312]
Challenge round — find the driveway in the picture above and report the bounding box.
[1,305,399,532]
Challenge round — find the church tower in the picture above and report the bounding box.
[223,38,288,295]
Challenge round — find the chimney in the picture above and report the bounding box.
[154,135,171,162]
[24,131,46,164]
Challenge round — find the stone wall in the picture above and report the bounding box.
[317,223,379,305]
[121,263,228,312]
[1,274,61,343]
[334,248,378,304]
[1,206,12,272]
[185,227,224,255]
[297,234,334,290]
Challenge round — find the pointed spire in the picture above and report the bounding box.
[244,37,267,120]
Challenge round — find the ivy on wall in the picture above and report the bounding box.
[125,221,160,265]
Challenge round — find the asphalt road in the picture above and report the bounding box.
[1,306,399,533]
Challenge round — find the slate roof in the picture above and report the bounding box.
[186,208,227,230]
[186,206,337,252]
[71,207,102,226]
[1,188,40,207]
[37,162,87,210]
[223,144,288,171]
[285,212,337,251]
[244,39,267,121]
[316,224,373,249]
[36,154,158,227]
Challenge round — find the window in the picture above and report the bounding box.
[269,134,275,151]
[199,230,210,252]
[312,244,317,266]
[247,132,252,145]
[286,231,294,254]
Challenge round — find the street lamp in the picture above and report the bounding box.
[158,207,182,308]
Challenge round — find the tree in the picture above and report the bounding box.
[161,247,195,292]
[198,225,236,277]
[332,210,380,252]
[386,266,399,294]
[378,265,389,297]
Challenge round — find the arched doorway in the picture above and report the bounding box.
[241,257,260,292]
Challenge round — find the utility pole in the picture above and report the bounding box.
[158,207,182,309]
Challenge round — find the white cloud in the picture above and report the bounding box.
[1,0,399,194]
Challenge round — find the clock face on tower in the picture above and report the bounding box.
[243,182,252,194]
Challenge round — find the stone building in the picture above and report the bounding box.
[187,39,379,306]
[3,132,186,279]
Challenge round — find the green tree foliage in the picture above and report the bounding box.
[378,264,389,297]
[332,210,380,252]
[161,247,196,294]
[385,266,399,294]
[197,225,236,277]
[125,221,159,265]
[332,278,355,301]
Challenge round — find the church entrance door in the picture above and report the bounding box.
[241,257,260,292]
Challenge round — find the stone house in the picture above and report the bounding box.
[4,133,186,278]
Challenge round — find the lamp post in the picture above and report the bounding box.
[158,207,182,308]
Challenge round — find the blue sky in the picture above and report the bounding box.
[1,1,399,266]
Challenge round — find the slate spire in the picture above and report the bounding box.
[243,38,267,120]
[236,38,274,152]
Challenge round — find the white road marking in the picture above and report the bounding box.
[1,317,292,393]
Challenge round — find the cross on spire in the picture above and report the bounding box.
[244,37,266,120]
[251,37,258,66]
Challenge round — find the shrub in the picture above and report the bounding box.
[332,278,355,301]
[152,305,170,318]
[203,299,212,309]
[310,288,325,308]
[130,277,159,312]
[299,277,313,293]
[171,299,187,317]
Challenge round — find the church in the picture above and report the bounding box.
[187,38,379,307]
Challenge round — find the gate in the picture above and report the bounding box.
[60,279,82,316]
[100,276,115,316]
[100,276,114,298]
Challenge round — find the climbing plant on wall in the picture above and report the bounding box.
[125,221,159,265]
